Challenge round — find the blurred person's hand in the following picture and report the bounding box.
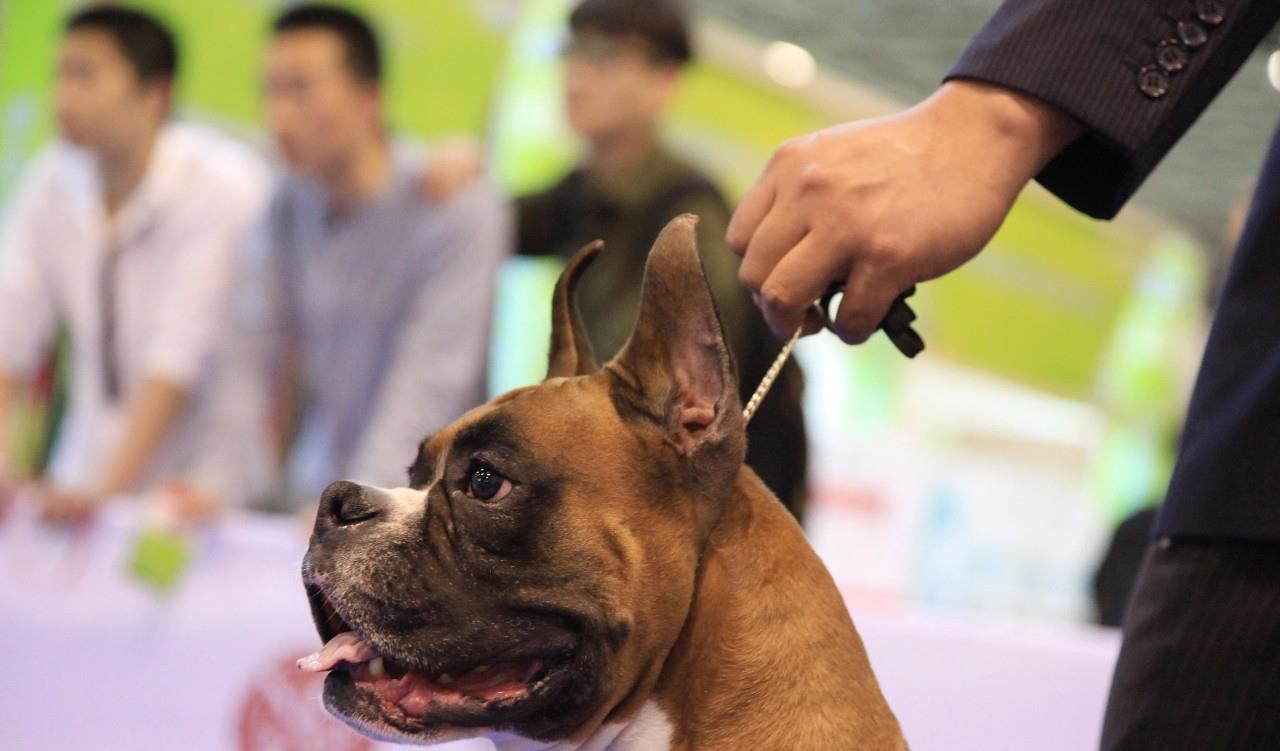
[0,478,16,521]
[0,377,19,520]
[157,481,222,525]
[37,480,223,529]
[419,137,486,204]
[295,500,319,538]
[36,484,102,527]
[0,458,19,520]
[726,80,1083,343]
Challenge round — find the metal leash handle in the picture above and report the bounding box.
[742,285,925,423]
[820,283,924,359]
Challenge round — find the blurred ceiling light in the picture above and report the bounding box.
[762,41,816,89]
[1269,50,1280,92]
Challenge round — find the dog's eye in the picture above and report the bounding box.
[466,462,512,502]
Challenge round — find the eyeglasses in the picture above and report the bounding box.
[560,34,659,66]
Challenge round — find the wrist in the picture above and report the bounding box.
[929,79,1084,184]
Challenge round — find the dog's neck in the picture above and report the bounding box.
[481,470,900,751]
[649,470,904,751]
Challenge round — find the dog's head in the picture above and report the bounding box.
[301,214,747,744]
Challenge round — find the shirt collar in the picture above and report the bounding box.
[118,124,181,226]
[54,125,173,241]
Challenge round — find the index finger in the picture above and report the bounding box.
[755,233,847,337]
[726,173,776,257]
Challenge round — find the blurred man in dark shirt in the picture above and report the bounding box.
[517,0,809,520]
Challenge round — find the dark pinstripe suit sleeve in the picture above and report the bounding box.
[946,0,1280,219]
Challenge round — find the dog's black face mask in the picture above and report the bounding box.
[302,404,617,744]
[300,216,746,745]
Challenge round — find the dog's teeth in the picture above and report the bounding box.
[471,665,491,675]
[369,657,386,678]
[437,673,454,685]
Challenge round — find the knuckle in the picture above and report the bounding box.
[772,135,807,165]
[835,312,875,345]
[798,164,834,194]
[863,231,906,267]
[759,280,800,314]
[776,137,801,158]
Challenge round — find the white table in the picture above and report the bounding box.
[0,506,1117,750]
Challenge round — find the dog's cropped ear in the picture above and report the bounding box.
[547,241,603,379]
[608,215,745,473]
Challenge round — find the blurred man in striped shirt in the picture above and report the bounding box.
[196,5,509,508]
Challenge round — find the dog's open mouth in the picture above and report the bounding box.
[300,583,571,731]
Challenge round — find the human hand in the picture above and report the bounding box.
[157,481,222,525]
[0,476,16,522]
[0,457,23,522]
[727,80,1082,343]
[36,484,102,527]
[296,500,319,538]
[419,137,486,204]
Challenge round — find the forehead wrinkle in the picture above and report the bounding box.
[427,377,602,472]
[450,411,519,458]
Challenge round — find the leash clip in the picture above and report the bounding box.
[743,284,926,423]
[818,283,924,358]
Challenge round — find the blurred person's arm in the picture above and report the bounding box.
[348,181,512,487]
[0,373,17,517]
[0,372,23,485]
[59,175,271,520]
[170,195,290,512]
[41,377,195,527]
[729,0,1280,342]
[515,175,581,257]
[0,150,62,487]
[94,377,189,495]
[254,203,303,467]
[418,137,486,204]
[269,346,302,465]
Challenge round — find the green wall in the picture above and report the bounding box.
[0,0,1199,405]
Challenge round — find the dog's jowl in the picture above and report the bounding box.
[299,214,906,750]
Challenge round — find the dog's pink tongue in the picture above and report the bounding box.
[296,631,377,672]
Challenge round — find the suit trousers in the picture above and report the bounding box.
[1100,537,1280,749]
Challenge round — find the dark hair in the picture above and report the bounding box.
[569,0,693,64]
[64,5,178,83]
[273,4,382,83]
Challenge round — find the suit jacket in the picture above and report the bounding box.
[947,0,1280,540]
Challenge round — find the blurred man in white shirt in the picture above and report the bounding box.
[200,5,508,510]
[0,6,268,522]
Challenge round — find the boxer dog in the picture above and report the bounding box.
[298,215,906,749]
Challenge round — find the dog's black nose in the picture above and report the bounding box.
[321,480,383,527]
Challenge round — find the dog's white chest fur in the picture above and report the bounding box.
[603,701,674,750]
[487,700,673,751]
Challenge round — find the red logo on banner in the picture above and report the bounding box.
[237,652,374,751]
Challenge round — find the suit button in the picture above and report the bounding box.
[1178,19,1209,48]
[1138,65,1171,98]
[1156,39,1189,72]
[1194,0,1225,25]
